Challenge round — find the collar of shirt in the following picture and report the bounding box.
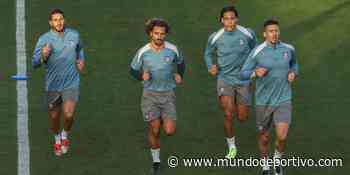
[50,27,67,38]
[265,41,282,49]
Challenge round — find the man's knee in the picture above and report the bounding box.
[237,105,249,122]
[149,120,161,137]
[223,108,234,120]
[276,123,289,142]
[259,132,269,143]
[63,111,74,119]
[237,110,248,122]
[164,125,176,136]
[276,133,288,143]
[163,119,176,136]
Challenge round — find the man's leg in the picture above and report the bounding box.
[149,119,161,150]
[161,90,177,136]
[219,95,237,158]
[48,107,61,143]
[60,89,79,154]
[258,131,269,158]
[236,85,251,122]
[237,104,249,122]
[62,100,76,135]
[163,118,176,136]
[256,106,274,173]
[60,100,76,154]
[273,103,292,175]
[220,96,235,138]
[275,123,289,154]
[47,91,63,156]
[149,119,161,174]
[141,90,162,174]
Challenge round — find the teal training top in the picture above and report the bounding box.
[241,41,299,106]
[32,28,85,91]
[204,25,257,85]
[130,41,185,92]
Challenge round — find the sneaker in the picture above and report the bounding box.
[61,139,70,154]
[54,143,62,156]
[262,169,270,175]
[151,162,161,175]
[225,147,237,159]
[274,165,283,175]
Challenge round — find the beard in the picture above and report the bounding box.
[154,39,164,46]
[53,25,64,33]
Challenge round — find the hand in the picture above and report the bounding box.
[255,67,268,77]
[76,59,85,72]
[42,43,51,60]
[209,64,217,76]
[288,71,296,83]
[143,71,150,81]
[174,73,182,84]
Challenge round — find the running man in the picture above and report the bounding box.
[240,19,298,175]
[32,9,85,156]
[204,6,257,159]
[129,18,185,175]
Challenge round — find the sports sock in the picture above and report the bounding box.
[151,148,160,163]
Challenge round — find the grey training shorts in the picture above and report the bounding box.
[141,90,176,122]
[47,88,79,110]
[217,79,252,105]
[256,102,292,132]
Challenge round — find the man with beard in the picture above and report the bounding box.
[130,18,185,175]
[32,9,85,156]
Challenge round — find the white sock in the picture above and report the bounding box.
[151,148,160,163]
[54,134,61,144]
[274,149,283,159]
[226,137,236,150]
[261,157,270,171]
[61,129,68,140]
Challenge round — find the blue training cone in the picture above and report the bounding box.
[11,75,28,80]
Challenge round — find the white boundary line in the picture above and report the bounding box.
[16,0,30,175]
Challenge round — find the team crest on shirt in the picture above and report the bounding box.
[66,40,75,47]
[283,52,289,60]
[239,39,245,46]
[163,56,173,63]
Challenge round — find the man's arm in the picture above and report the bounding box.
[130,52,143,81]
[289,48,298,76]
[247,28,258,50]
[175,50,185,78]
[240,50,258,80]
[204,34,216,73]
[76,37,85,72]
[32,37,46,68]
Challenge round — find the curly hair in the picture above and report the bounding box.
[145,18,170,34]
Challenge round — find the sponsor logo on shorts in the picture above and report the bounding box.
[220,88,225,92]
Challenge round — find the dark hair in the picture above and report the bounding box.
[49,9,64,20]
[263,19,279,28]
[145,18,170,34]
[220,6,239,21]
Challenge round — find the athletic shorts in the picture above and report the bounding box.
[217,79,252,105]
[141,90,176,122]
[256,102,292,132]
[46,88,79,110]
